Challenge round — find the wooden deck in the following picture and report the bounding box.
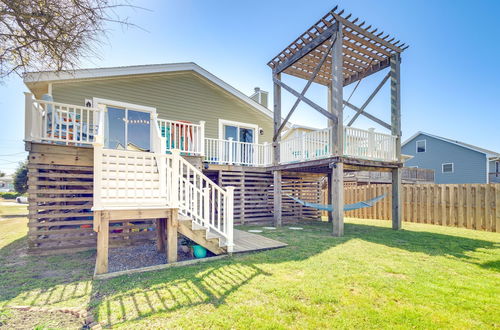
[232,229,287,253]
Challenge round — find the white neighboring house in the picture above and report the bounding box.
[0,175,14,192]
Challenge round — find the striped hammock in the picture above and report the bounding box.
[286,194,386,212]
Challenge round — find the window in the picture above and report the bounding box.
[219,119,258,143]
[442,163,454,173]
[416,140,426,153]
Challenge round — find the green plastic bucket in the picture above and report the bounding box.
[193,245,207,258]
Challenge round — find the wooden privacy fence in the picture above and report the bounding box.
[332,184,499,232]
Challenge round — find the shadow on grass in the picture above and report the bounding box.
[0,236,95,308]
[1,220,498,326]
[90,262,271,327]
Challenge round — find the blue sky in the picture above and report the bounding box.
[1,0,499,173]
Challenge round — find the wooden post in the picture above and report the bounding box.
[327,172,333,223]
[330,22,344,237]
[95,211,109,275]
[273,72,282,227]
[156,218,166,253]
[167,208,178,263]
[390,53,402,230]
[391,168,402,229]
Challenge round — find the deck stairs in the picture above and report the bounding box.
[177,214,227,254]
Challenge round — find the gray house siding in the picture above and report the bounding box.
[402,134,487,184]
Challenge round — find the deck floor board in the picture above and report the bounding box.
[232,229,287,253]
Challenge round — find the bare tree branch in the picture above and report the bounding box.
[0,0,143,80]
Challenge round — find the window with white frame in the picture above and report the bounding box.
[416,140,426,153]
[442,163,454,173]
[219,119,258,144]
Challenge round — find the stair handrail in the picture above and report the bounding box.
[172,150,234,252]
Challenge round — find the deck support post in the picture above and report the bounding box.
[95,211,109,275]
[391,168,402,229]
[273,72,282,227]
[330,22,344,236]
[390,53,402,230]
[167,208,178,263]
[156,218,166,253]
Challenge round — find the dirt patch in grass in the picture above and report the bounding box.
[0,307,88,330]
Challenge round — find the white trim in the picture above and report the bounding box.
[24,62,279,124]
[92,97,157,113]
[218,119,259,144]
[416,139,426,153]
[442,162,454,173]
[93,98,157,151]
[409,165,419,168]
[403,131,500,157]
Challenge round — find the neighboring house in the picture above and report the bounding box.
[402,131,500,184]
[281,123,320,141]
[0,175,14,192]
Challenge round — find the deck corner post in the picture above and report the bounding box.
[167,208,178,263]
[95,211,109,275]
[331,162,344,236]
[273,72,283,227]
[226,186,235,253]
[330,21,344,237]
[390,53,402,161]
[391,167,402,230]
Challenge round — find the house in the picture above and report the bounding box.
[402,131,500,184]
[0,175,14,192]
[22,7,408,275]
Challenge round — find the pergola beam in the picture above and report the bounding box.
[273,78,338,122]
[272,22,339,74]
[273,35,337,141]
[343,101,392,130]
[347,72,390,126]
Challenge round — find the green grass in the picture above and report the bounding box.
[0,202,499,329]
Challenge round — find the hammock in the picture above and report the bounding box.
[286,194,386,212]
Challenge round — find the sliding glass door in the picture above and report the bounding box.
[105,107,151,151]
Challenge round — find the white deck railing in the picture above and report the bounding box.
[24,93,100,145]
[343,126,397,161]
[280,129,331,164]
[204,138,272,167]
[279,126,397,164]
[157,119,205,156]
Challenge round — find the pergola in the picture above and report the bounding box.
[269,6,408,236]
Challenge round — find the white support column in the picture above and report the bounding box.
[330,22,344,237]
[199,120,206,156]
[171,149,180,208]
[24,92,34,142]
[225,186,235,253]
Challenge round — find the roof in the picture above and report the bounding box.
[23,62,277,121]
[403,131,500,158]
[267,6,408,86]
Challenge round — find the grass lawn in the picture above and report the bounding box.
[0,201,499,329]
